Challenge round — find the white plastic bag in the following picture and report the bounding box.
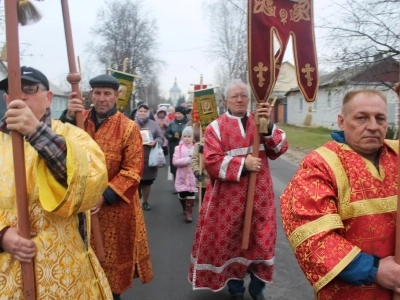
[149,143,166,167]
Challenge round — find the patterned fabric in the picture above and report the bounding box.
[189,112,288,291]
[280,140,399,300]
[0,109,68,186]
[0,120,112,299]
[82,110,153,294]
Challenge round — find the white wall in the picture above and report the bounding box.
[287,85,398,129]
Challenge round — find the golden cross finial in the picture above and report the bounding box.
[301,63,315,87]
[253,62,268,87]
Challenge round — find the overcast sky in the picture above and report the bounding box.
[4,0,338,98]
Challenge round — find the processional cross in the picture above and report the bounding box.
[301,63,315,87]
[253,62,268,87]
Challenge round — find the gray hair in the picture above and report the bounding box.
[224,79,250,99]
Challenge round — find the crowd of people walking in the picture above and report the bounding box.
[2,66,400,300]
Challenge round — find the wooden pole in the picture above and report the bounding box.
[60,0,105,263]
[241,124,260,250]
[4,0,36,298]
[393,82,400,299]
[198,125,203,212]
[242,99,276,250]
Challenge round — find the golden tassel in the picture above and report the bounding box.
[257,102,269,134]
[17,0,42,26]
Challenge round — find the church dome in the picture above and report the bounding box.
[169,78,181,93]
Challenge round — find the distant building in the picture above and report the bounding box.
[285,56,399,129]
[169,77,182,106]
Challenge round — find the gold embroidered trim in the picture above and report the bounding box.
[314,247,360,292]
[385,139,399,154]
[316,146,397,220]
[279,9,288,24]
[288,214,343,251]
[253,0,276,16]
[290,0,311,22]
[315,147,349,217]
[346,196,397,218]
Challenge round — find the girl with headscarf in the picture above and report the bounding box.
[172,126,197,222]
[165,106,189,193]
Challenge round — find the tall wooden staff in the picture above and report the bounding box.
[4,0,36,298]
[243,0,319,249]
[60,0,105,263]
[190,76,211,211]
[393,82,400,299]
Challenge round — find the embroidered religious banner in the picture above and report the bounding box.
[194,88,218,132]
[111,70,135,112]
[191,84,208,124]
[248,0,318,103]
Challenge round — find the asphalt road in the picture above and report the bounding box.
[122,157,314,300]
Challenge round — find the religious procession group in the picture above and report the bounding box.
[1,62,400,300]
[128,97,204,223]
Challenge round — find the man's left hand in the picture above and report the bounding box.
[91,196,105,215]
[256,102,272,119]
[5,100,40,136]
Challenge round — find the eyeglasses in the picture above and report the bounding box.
[6,84,47,95]
[230,94,249,100]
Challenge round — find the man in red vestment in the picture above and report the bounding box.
[60,74,153,300]
[188,79,288,300]
[281,89,400,299]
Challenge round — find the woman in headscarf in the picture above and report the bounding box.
[167,106,175,122]
[135,103,164,211]
[154,106,170,156]
[165,105,189,193]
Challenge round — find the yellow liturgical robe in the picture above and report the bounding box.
[0,120,112,299]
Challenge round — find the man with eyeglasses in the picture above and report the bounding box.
[189,79,288,300]
[60,74,153,300]
[0,66,113,298]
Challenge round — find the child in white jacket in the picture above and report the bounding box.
[173,126,198,223]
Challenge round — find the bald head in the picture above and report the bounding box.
[341,89,387,116]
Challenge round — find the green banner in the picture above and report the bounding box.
[112,71,135,112]
[194,88,218,132]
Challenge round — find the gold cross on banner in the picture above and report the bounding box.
[301,63,315,87]
[253,62,268,87]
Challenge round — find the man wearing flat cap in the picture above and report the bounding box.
[0,66,113,298]
[60,74,153,300]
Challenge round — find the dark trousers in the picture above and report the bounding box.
[227,272,265,297]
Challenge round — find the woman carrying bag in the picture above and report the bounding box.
[135,103,164,211]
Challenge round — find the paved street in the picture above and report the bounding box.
[122,157,314,300]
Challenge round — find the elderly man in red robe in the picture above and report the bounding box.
[188,79,288,300]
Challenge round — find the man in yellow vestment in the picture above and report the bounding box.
[60,74,153,300]
[281,89,400,299]
[0,66,112,299]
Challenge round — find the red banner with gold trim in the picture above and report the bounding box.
[248,0,318,103]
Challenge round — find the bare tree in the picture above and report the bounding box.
[318,0,399,89]
[203,0,247,93]
[140,76,164,109]
[88,0,163,100]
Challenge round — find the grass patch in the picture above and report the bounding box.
[279,124,334,150]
